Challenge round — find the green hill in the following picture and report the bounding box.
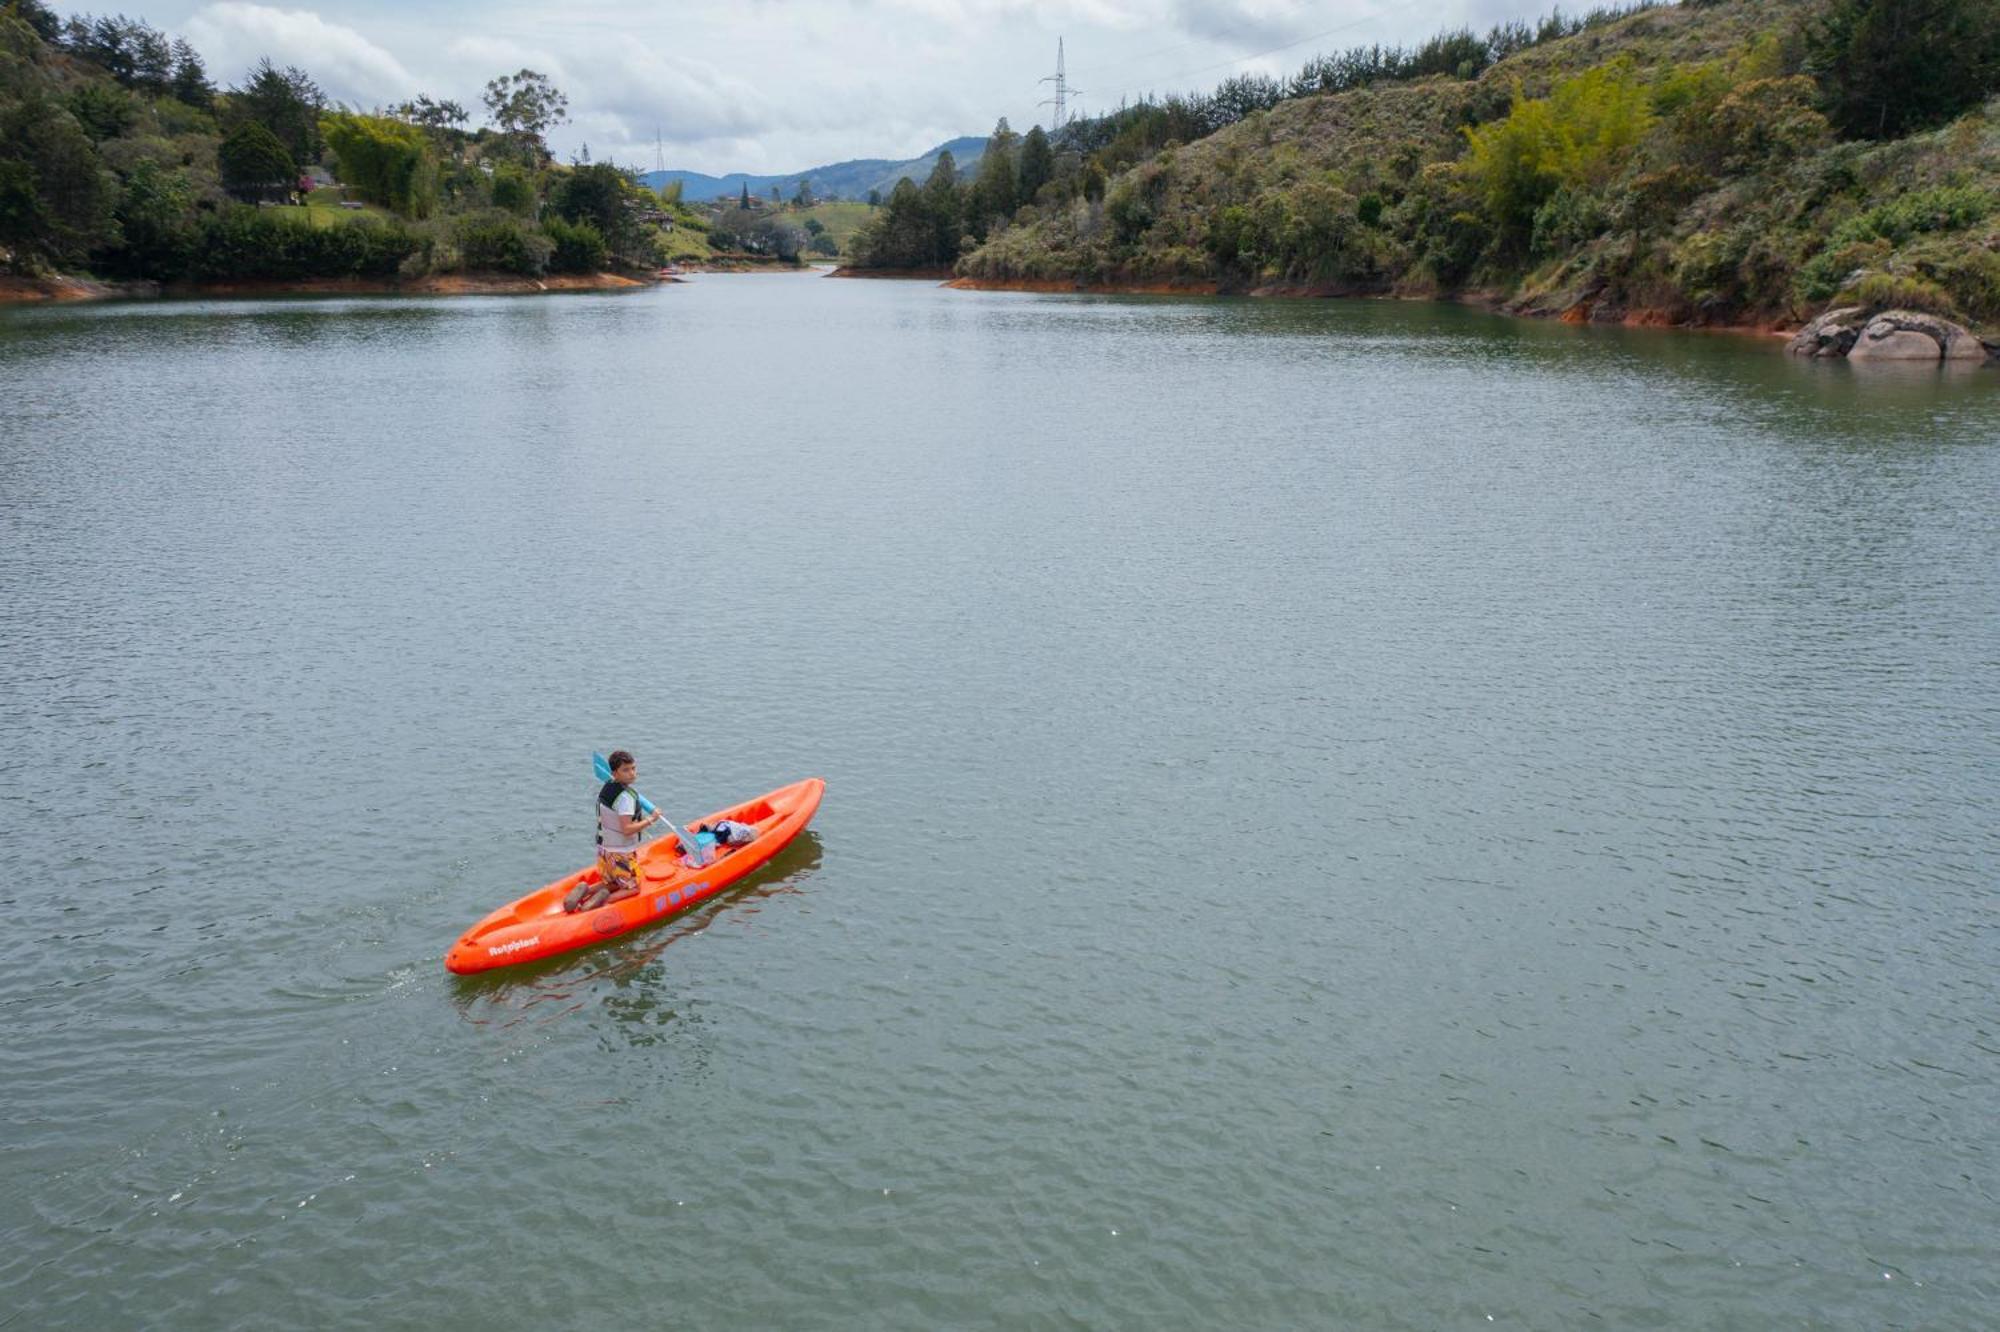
[957,0,2000,333]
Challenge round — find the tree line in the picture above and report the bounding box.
[0,0,690,282]
[844,2,1676,271]
[955,0,2000,329]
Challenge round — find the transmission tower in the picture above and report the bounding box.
[1040,37,1081,130]
[654,127,664,176]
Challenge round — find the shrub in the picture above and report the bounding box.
[189,206,421,280]
[542,214,606,273]
[1531,186,1611,256]
[1839,269,1961,315]
[449,208,549,274]
[1840,185,1993,245]
[1912,245,2000,321]
[489,163,534,214]
[1794,186,1992,299]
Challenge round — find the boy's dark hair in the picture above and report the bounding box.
[607,749,635,770]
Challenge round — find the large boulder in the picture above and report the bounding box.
[1793,307,1994,363]
[1786,306,1865,357]
[1850,320,1948,361]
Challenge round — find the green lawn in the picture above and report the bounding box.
[795,201,874,252]
[278,187,397,228]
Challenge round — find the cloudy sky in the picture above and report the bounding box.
[138,0,1546,174]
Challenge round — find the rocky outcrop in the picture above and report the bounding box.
[1788,307,1993,363]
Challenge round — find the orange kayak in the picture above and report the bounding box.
[445,778,824,974]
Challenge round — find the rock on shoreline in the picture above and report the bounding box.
[1787,307,1995,363]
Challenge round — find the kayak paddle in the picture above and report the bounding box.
[591,751,709,866]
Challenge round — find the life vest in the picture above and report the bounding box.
[597,780,639,850]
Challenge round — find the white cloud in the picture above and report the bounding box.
[186,2,416,108]
[157,0,1515,174]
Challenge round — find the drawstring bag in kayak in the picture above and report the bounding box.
[705,819,758,846]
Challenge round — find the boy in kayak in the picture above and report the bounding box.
[565,749,662,912]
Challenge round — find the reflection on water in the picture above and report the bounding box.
[449,833,826,1023]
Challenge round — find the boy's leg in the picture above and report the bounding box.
[601,851,639,904]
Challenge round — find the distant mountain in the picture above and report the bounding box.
[639,136,988,203]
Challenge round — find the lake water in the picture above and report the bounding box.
[2,274,1997,1328]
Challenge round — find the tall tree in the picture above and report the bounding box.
[969,117,1019,236]
[168,38,214,111]
[482,68,566,162]
[231,59,323,165]
[922,149,960,260]
[1017,124,1053,203]
[1806,0,2000,138]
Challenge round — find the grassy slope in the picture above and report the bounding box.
[796,201,875,253]
[959,0,2000,331]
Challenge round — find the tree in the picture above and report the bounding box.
[169,38,214,111]
[230,59,323,166]
[66,14,171,90]
[1805,0,2000,139]
[922,150,960,259]
[66,81,135,142]
[104,157,196,278]
[8,0,62,42]
[969,118,1019,237]
[321,112,436,216]
[482,69,566,162]
[739,181,749,209]
[793,177,813,206]
[397,94,468,133]
[1017,125,1053,203]
[218,119,296,202]
[866,186,880,206]
[0,95,120,267]
[547,161,644,257]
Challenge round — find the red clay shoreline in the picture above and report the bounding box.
[942,272,1796,338]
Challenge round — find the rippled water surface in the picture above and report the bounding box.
[3,275,1997,1328]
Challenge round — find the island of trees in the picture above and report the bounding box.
[849,0,2000,336]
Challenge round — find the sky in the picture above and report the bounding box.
[136,0,1555,175]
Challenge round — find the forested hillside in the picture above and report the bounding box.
[0,1,702,287]
[939,0,2000,332]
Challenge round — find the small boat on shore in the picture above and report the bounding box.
[445,777,824,974]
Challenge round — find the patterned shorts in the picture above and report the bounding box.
[598,849,638,893]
